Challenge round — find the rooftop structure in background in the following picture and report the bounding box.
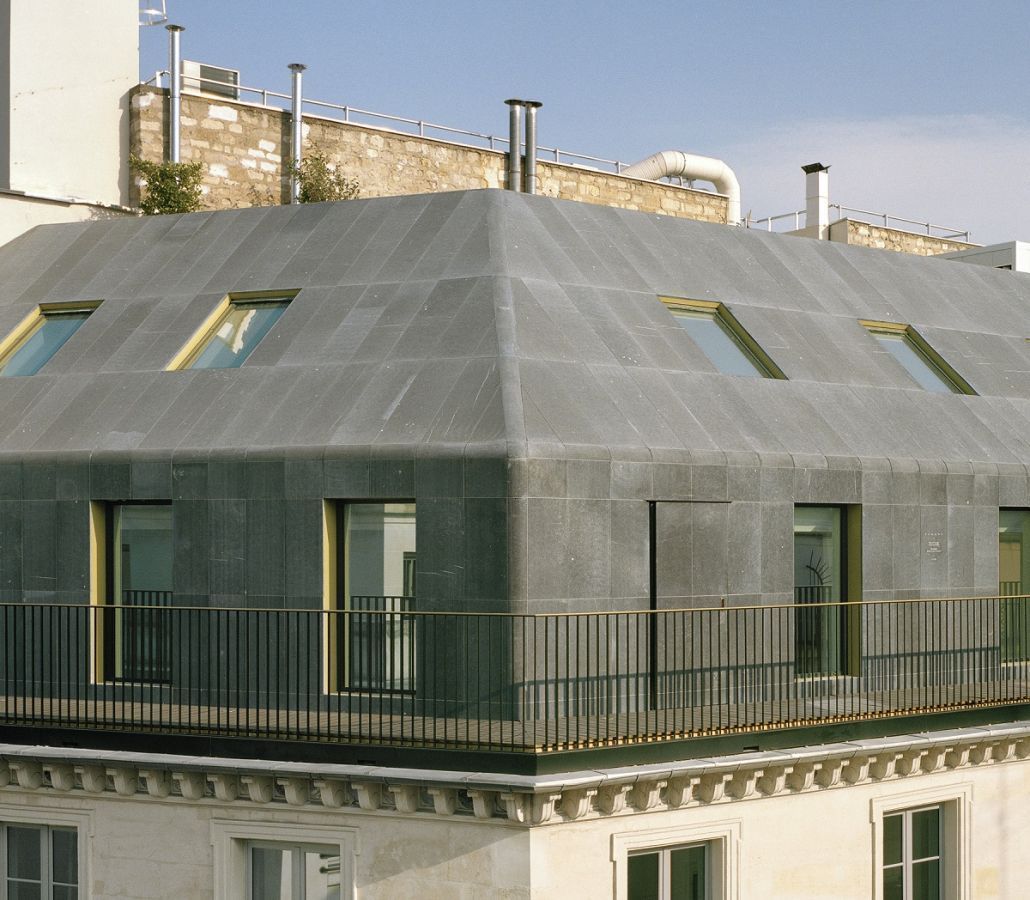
[942,240,1030,273]
[747,163,977,257]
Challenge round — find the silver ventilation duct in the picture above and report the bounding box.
[165,24,184,163]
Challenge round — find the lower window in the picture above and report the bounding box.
[629,842,708,900]
[882,806,942,900]
[248,841,340,900]
[1,822,79,899]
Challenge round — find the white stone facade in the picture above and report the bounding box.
[2,721,1029,897]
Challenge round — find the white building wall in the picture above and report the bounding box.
[0,0,138,206]
[0,755,1028,898]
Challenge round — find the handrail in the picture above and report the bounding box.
[142,73,638,175]
[746,206,970,241]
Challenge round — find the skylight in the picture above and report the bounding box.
[860,321,973,395]
[0,303,98,376]
[662,298,783,379]
[170,294,294,370]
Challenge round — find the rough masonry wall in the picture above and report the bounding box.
[829,218,975,256]
[130,86,729,223]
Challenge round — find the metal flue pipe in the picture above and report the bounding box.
[289,64,307,203]
[504,100,523,192]
[165,24,184,163]
[523,101,542,195]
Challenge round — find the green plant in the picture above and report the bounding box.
[130,155,204,215]
[289,152,359,203]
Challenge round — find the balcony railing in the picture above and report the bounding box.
[1,596,1029,757]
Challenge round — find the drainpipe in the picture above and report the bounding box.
[802,162,830,239]
[523,101,542,195]
[504,99,523,192]
[289,63,307,203]
[165,24,184,163]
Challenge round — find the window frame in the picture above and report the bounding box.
[89,499,174,685]
[660,297,785,379]
[0,300,100,376]
[322,499,417,694]
[859,320,975,395]
[0,805,91,899]
[792,504,863,678]
[999,508,1030,663]
[870,783,971,900]
[211,819,357,900]
[612,819,740,900]
[166,290,297,371]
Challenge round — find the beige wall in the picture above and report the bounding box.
[0,193,132,248]
[130,86,730,224]
[1,756,1027,898]
[828,218,976,257]
[0,1,137,205]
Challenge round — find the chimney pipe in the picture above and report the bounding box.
[504,100,523,192]
[289,64,307,204]
[165,24,184,163]
[802,162,830,239]
[523,101,542,195]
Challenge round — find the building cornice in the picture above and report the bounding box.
[2,722,1029,827]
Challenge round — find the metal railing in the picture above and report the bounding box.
[140,73,632,175]
[747,206,970,241]
[1,596,1028,755]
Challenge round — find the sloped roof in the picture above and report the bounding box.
[0,189,1027,466]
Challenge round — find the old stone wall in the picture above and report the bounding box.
[130,86,729,223]
[829,218,976,256]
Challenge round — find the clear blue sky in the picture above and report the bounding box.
[141,1,1030,243]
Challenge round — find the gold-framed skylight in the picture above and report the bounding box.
[0,300,101,376]
[859,320,974,395]
[167,290,297,370]
[660,297,785,379]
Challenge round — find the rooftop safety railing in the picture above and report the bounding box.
[141,71,631,175]
[746,205,970,241]
[1,595,1028,756]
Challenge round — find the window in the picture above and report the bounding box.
[872,786,970,900]
[661,297,783,379]
[0,822,79,899]
[91,502,173,683]
[860,321,974,395]
[0,302,98,376]
[324,501,416,692]
[629,843,708,900]
[882,806,941,900]
[211,820,356,900]
[1000,509,1030,662]
[248,842,341,900]
[612,820,739,900]
[169,293,294,370]
[793,505,861,677]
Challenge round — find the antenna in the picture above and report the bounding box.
[139,1,168,27]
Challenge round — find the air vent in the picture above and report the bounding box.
[181,60,240,100]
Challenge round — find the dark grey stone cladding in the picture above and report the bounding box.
[0,189,1027,614]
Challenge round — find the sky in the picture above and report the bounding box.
[140,1,1030,244]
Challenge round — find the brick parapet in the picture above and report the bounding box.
[830,218,977,257]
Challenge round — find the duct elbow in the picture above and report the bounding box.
[622,151,741,225]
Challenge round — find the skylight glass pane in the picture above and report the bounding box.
[0,311,91,376]
[671,309,767,377]
[188,300,288,369]
[872,332,958,394]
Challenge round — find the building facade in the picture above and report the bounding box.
[0,190,1027,897]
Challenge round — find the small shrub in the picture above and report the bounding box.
[130,155,204,215]
[290,152,359,203]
